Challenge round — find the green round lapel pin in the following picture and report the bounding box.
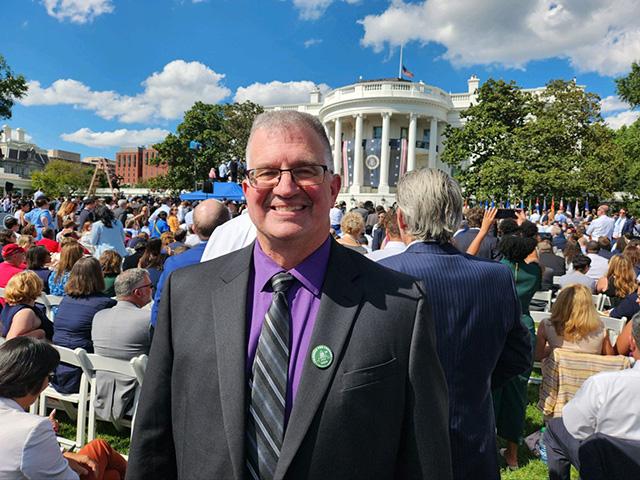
[311,345,333,369]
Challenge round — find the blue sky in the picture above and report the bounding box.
[2,0,639,160]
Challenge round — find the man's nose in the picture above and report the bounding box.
[273,171,300,195]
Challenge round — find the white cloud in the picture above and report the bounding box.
[600,95,631,113]
[292,0,359,20]
[604,110,640,129]
[21,60,231,124]
[61,127,170,148]
[304,38,323,48]
[234,80,331,106]
[43,0,114,24]
[359,0,640,76]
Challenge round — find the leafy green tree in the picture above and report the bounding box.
[615,119,640,214]
[0,55,28,120]
[153,101,263,190]
[443,78,624,202]
[441,79,533,199]
[31,160,93,197]
[616,62,640,109]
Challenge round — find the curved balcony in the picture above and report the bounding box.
[320,80,454,116]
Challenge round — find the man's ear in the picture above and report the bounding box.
[396,207,408,232]
[631,336,637,354]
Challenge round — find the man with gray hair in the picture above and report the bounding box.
[380,168,531,480]
[129,111,451,480]
[544,312,640,479]
[91,268,153,422]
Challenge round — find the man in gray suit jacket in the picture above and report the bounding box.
[127,111,452,480]
[91,268,152,422]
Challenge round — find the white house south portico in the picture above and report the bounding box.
[267,75,480,204]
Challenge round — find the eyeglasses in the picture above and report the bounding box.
[246,165,328,189]
[134,283,153,291]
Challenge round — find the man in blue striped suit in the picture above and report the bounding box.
[380,169,531,480]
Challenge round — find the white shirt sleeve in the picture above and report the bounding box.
[21,420,79,479]
[562,376,602,440]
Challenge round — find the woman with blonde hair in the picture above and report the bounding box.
[1,271,52,340]
[336,211,367,254]
[48,240,85,296]
[596,255,637,307]
[56,200,76,226]
[16,235,35,251]
[534,283,615,361]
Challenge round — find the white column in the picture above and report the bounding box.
[333,117,342,175]
[429,118,438,169]
[407,113,417,172]
[379,112,391,194]
[350,113,364,194]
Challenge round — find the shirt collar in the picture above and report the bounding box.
[253,236,331,298]
[0,397,24,412]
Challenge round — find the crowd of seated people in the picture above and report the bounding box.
[3,190,640,477]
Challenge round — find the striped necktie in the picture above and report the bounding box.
[246,272,296,480]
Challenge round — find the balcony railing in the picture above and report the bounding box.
[322,80,453,108]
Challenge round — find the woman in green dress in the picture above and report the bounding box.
[493,220,541,469]
[99,250,122,297]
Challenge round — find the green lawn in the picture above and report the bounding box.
[57,383,576,479]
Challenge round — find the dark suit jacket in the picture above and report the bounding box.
[127,240,452,480]
[452,228,499,260]
[380,242,531,480]
[540,251,566,290]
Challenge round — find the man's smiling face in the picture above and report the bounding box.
[243,125,340,252]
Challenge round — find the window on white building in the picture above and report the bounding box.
[373,126,382,139]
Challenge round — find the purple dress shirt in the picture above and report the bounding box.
[247,237,330,420]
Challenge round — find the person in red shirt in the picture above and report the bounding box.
[0,244,27,306]
[35,228,60,254]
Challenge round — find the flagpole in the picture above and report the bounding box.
[398,44,403,79]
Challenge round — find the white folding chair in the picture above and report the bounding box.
[592,294,605,311]
[600,315,626,345]
[530,311,551,327]
[84,353,147,442]
[39,346,90,448]
[530,311,551,385]
[36,293,63,322]
[532,290,553,312]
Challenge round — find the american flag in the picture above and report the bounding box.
[402,65,414,79]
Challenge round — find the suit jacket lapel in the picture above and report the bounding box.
[211,243,254,480]
[275,242,363,479]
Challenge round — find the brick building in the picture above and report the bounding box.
[115,147,168,185]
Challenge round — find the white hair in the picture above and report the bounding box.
[396,168,463,243]
[245,110,332,170]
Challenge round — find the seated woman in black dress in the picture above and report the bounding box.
[596,255,637,308]
[1,271,52,340]
[26,246,52,294]
[51,257,116,394]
